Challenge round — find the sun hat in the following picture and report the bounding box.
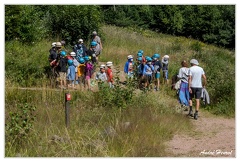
[106,61,113,67]
[190,59,199,65]
[51,42,56,47]
[100,64,106,69]
[78,39,83,42]
[70,52,76,57]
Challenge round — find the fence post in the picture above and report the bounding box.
[65,93,71,128]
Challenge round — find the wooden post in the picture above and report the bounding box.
[65,93,71,128]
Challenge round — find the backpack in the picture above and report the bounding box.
[76,44,83,57]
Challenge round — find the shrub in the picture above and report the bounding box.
[5,103,36,146]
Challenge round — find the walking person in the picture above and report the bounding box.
[162,55,170,85]
[188,59,207,120]
[91,31,103,63]
[177,60,190,110]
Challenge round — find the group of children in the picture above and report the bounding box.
[56,49,113,90]
[124,50,169,91]
[49,40,169,91]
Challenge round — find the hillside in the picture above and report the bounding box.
[5,25,235,157]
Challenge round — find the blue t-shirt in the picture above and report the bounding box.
[67,65,76,81]
[143,64,154,76]
[153,60,162,73]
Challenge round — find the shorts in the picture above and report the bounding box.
[163,70,168,80]
[85,76,91,80]
[127,72,134,78]
[155,72,160,79]
[190,87,202,99]
[59,72,66,80]
[143,75,152,84]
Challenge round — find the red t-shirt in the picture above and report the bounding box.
[106,68,113,83]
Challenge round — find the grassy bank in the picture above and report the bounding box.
[5,25,235,156]
[5,87,192,157]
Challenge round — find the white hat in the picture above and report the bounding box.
[70,52,76,56]
[127,55,133,59]
[56,42,62,47]
[190,59,199,65]
[100,64,106,69]
[106,61,113,67]
[92,31,97,35]
[164,55,169,59]
[78,39,83,42]
[51,42,56,47]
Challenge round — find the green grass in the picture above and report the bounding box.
[5,25,235,156]
[5,87,192,157]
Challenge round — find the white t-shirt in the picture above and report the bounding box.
[189,65,205,88]
[178,67,189,83]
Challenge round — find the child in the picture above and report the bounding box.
[143,57,154,90]
[70,52,80,85]
[96,64,108,90]
[96,64,108,82]
[124,55,134,79]
[152,53,162,91]
[77,57,86,88]
[67,59,76,89]
[84,56,94,91]
[162,55,170,84]
[136,57,144,89]
[137,50,146,63]
[106,61,114,88]
[57,50,68,89]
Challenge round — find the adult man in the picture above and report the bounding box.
[73,39,87,58]
[92,31,102,63]
[188,59,207,120]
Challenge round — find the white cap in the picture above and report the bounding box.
[78,39,83,42]
[51,42,56,47]
[92,31,97,35]
[164,55,169,59]
[127,55,133,59]
[70,52,76,56]
[100,64,106,69]
[106,61,113,67]
[190,59,199,65]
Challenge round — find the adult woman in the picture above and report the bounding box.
[177,60,190,110]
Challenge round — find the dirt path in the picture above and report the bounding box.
[166,110,235,157]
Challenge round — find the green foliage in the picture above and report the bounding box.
[44,5,103,45]
[102,5,235,49]
[5,5,47,43]
[190,41,204,53]
[95,67,135,109]
[5,103,36,146]
[193,48,235,116]
[5,40,50,87]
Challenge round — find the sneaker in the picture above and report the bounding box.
[187,111,193,117]
[194,113,198,120]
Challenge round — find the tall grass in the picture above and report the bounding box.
[5,25,235,156]
[5,87,192,157]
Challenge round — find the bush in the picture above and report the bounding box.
[95,67,135,109]
[5,103,36,146]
